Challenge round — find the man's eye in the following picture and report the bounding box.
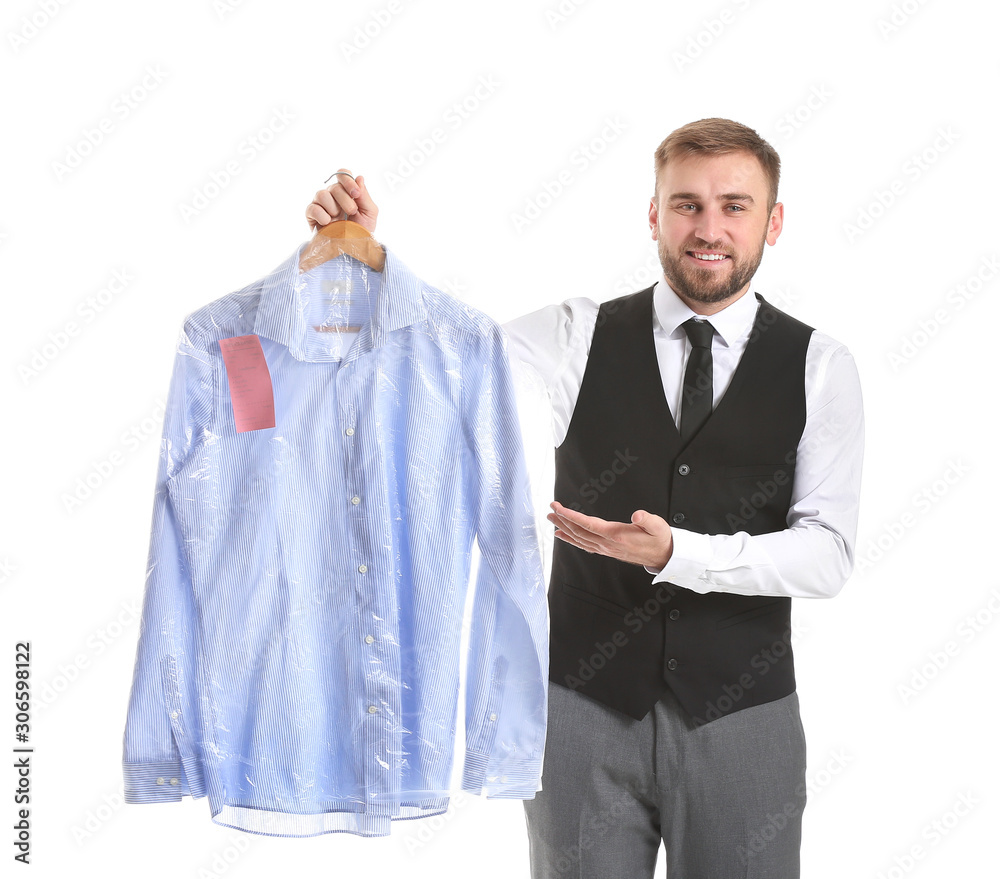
[727,205,745,212]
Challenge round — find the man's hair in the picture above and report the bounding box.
[653,117,781,212]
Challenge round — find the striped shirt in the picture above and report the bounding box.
[123,242,548,838]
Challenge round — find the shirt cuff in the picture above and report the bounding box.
[644,528,713,591]
[123,762,187,804]
[461,752,542,799]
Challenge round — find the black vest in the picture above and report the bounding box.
[548,287,813,724]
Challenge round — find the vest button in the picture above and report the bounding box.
[666,658,678,670]
[672,512,685,525]
[669,609,680,620]
[677,463,691,476]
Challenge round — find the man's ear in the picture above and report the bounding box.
[766,202,784,246]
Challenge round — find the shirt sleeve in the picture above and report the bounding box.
[502,297,599,447]
[648,336,865,599]
[122,322,214,803]
[460,322,549,799]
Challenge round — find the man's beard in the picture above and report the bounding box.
[657,233,766,305]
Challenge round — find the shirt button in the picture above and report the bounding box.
[367,705,379,714]
[170,710,179,720]
[156,777,165,785]
[677,463,691,476]
[364,635,375,644]
[667,658,678,670]
[669,609,680,620]
[358,564,368,574]
[672,512,685,525]
[345,427,355,436]
[169,778,179,786]
[351,496,361,505]
[489,713,497,722]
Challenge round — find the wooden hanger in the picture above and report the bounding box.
[298,172,385,273]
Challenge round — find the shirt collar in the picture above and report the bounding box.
[652,272,761,348]
[254,241,427,361]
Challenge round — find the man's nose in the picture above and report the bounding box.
[693,215,725,247]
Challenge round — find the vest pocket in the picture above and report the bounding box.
[561,583,631,616]
[723,463,788,479]
[715,598,786,629]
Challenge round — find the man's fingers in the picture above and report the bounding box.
[547,511,599,544]
[549,502,610,536]
[553,529,604,555]
[630,509,663,534]
[306,189,339,227]
[306,187,352,229]
[305,170,363,230]
[353,174,378,216]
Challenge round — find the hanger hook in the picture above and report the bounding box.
[324,170,356,185]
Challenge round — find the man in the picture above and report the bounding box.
[305,118,864,878]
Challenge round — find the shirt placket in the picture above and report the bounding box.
[338,350,403,820]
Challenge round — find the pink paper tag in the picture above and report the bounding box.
[219,334,275,433]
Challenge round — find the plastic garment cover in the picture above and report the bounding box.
[122,241,549,837]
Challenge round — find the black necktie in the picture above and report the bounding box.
[680,318,715,445]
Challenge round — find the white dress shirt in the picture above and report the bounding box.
[502,273,864,600]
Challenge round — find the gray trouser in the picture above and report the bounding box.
[523,683,807,879]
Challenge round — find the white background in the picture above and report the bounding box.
[3,0,998,876]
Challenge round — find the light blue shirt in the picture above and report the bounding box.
[123,242,548,838]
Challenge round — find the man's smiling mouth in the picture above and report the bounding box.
[687,251,731,262]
